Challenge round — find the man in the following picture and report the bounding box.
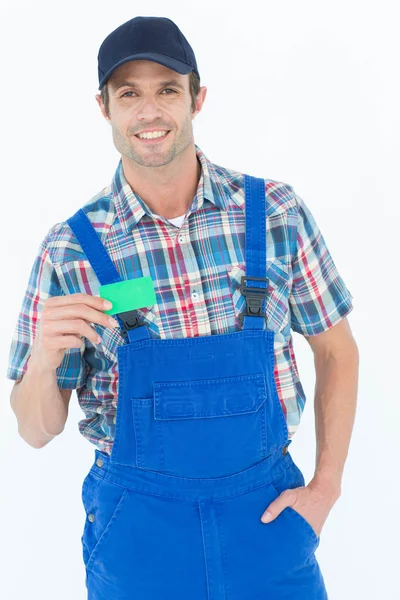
[7,15,359,600]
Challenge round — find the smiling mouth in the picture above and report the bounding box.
[134,130,171,143]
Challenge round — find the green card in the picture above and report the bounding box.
[99,276,156,316]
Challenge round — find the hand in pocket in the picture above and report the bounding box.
[260,482,338,539]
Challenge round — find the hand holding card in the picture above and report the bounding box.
[99,277,157,316]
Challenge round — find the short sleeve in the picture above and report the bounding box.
[289,193,354,336]
[6,233,88,389]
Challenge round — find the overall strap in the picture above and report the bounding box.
[242,174,268,330]
[66,209,150,343]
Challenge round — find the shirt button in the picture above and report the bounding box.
[96,458,103,468]
[88,513,95,523]
[178,236,184,243]
[192,292,199,301]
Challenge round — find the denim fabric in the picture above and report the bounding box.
[7,145,354,451]
[69,174,328,599]
[81,448,327,599]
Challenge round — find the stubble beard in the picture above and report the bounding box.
[111,114,194,168]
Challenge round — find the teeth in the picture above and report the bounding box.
[137,130,168,139]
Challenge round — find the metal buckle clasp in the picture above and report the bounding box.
[239,275,269,317]
[118,309,143,339]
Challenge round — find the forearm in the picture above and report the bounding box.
[10,355,68,448]
[310,343,359,497]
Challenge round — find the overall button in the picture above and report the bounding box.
[282,446,289,455]
[88,513,95,523]
[96,457,104,468]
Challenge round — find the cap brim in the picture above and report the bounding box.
[98,53,194,90]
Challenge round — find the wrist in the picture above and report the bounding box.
[26,353,56,380]
[309,471,342,504]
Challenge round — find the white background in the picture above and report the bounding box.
[0,1,398,598]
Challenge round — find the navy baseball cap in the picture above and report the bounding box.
[97,16,200,90]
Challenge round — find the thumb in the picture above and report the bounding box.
[261,488,296,523]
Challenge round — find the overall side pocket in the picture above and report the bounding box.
[81,472,128,573]
[270,459,320,546]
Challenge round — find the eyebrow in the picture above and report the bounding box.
[111,79,186,92]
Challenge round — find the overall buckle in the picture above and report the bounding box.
[240,275,269,317]
[118,309,143,339]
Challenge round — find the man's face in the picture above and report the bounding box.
[96,60,206,168]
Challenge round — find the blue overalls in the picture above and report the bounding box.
[67,174,328,599]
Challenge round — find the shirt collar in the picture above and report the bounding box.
[112,144,231,236]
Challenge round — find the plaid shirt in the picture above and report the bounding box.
[6,144,354,454]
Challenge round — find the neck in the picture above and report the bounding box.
[121,145,201,219]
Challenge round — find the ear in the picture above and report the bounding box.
[191,86,207,119]
[95,93,111,123]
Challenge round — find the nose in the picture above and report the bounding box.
[136,95,163,122]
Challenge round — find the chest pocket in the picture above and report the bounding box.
[131,372,268,478]
[227,260,291,333]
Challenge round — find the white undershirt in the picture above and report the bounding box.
[167,215,186,228]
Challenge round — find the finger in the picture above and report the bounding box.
[47,319,102,345]
[51,335,87,349]
[46,293,110,309]
[261,488,297,523]
[43,302,118,329]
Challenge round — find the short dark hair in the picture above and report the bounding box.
[100,70,201,117]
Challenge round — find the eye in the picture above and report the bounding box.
[121,88,177,98]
